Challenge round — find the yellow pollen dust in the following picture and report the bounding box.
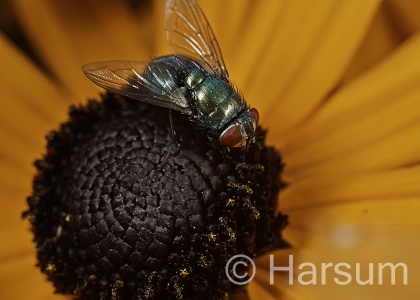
[235,162,265,172]
[226,198,235,206]
[208,232,217,242]
[45,263,56,272]
[111,280,124,300]
[227,182,253,195]
[219,217,236,242]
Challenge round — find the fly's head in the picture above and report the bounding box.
[219,108,259,148]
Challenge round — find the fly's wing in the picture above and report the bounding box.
[165,0,229,79]
[82,60,193,115]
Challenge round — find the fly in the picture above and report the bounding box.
[82,0,259,148]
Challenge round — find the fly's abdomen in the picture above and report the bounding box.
[185,70,245,130]
[143,56,194,93]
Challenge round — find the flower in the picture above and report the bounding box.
[25,92,287,299]
[1,0,420,299]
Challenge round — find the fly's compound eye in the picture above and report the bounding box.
[250,108,259,125]
[219,126,243,147]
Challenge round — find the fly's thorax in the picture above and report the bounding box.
[219,108,258,148]
[184,72,245,130]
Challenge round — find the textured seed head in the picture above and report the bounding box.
[25,93,288,299]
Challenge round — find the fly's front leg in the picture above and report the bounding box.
[158,109,177,168]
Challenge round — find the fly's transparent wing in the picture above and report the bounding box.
[82,60,192,115]
[165,0,229,78]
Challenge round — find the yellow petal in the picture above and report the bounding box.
[201,0,252,57]
[281,32,420,179]
[12,0,152,99]
[341,0,420,85]
[248,278,279,300]
[0,185,65,298]
[0,35,70,177]
[387,0,420,35]
[0,187,31,248]
[268,198,420,299]
[225,0,381,137]
[0,35,73,296]
[341,3,408,84]
[151,0,255,61]
[0,34,73,109]
[150,0,167,56]
[281,166,420,208]
[254,249,304,300]
[0,254,70,299]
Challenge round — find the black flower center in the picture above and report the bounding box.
[25,93,287,300]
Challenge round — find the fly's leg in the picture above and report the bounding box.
[158,110,176,168]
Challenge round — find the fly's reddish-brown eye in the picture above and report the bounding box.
[219,126,243,147]
[250,108,259,125]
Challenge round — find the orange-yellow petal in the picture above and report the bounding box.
[266,197,420,299]
[0,35,70,175]
[387,0,420,35]
[12,0,152,99]
[280,32,420,179]
[0,35,74,299]
[0,254,70,299]
[227,0,381,138]
[341,3,408,84]
[281,166,420,209]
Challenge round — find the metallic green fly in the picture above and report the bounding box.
[83,0,259,148]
